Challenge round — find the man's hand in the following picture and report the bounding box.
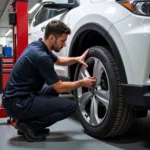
[82,77,96,88]
[51,77,96,93]
[77,50,89,68]
[55,49,89,67]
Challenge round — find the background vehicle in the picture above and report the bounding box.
[30,0,150,139]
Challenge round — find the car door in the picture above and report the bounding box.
[30,0,70,42]
[29,6,50,42]
[30,1,71,76]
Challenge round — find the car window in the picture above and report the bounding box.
[47,0,80,19]
[33,7,49,27]
[33,0,79,27]
[48,9,66,19]
[68,0,74,2]
[74,0,80,5]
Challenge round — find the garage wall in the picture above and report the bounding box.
[0,37,7,46]
[6,37,13,47]
[0,37,12,47]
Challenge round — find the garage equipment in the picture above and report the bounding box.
[2,57,14,90]
[0,0,28,126]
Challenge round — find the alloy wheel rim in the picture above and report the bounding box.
[77,57,110,126]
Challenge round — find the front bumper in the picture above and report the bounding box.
[122,84,150,109]
[109,14,150,85]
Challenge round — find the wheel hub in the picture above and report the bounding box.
[91,88,96,95]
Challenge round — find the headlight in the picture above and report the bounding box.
[117,0,150,16]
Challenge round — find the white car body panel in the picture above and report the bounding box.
[91,0,105,2]
[63,1,131,76]
[30,0,150,86]
[109,14,150,85]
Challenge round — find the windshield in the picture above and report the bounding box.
[76,0,80,4]
[68,0,80,4]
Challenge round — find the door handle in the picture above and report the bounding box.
[41,26,45,32]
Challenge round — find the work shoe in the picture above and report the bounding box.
[16,122,46,142]
[18,128,50,135]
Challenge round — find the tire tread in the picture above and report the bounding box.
[94,46,134,138]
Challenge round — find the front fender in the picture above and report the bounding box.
[66,1,131,51]
[68,23,127,84]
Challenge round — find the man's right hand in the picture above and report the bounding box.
[81,77,96,88]
[51,77,97,93]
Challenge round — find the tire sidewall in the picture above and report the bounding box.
[74,46,119,137]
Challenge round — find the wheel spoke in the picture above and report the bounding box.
[78,91,92,108]
[77,57,110,127]
[93,59,104,85]
[95,90,109,109]
[80,67,91,78]
[89,96,99,126]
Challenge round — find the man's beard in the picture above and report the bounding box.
[51,42,62,53]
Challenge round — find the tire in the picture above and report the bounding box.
[74,46,135,139]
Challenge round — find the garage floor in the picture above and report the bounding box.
[1,95,150,150]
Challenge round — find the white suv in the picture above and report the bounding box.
[30,0,150,139]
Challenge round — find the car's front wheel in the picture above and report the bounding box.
[74,46,134,138]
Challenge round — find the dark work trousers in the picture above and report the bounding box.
[4,84,77,130]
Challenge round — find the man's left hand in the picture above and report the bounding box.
[77,50,89,68]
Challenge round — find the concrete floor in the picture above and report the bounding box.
[1,95,150,150]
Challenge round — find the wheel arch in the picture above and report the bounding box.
[68,23,127,84]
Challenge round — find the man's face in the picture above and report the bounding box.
[52,33,68,53]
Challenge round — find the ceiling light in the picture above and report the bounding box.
[5,29,12,37]
[28,3,40,14]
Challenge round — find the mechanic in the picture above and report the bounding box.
[2,20,96,142]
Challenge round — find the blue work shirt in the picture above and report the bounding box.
[2,38,60,100]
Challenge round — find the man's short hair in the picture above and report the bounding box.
[44,20,71,39]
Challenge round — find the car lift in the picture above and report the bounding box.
[0,0,28,127]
